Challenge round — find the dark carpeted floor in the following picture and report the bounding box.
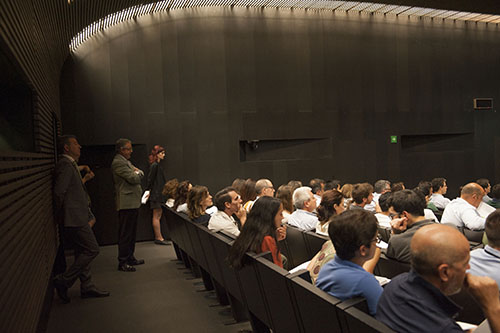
[47,242,252,333]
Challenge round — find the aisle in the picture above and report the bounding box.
[47,242,251,333]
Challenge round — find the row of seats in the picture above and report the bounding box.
[163,206,395,333]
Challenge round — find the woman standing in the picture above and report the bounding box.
[227,196,287,269]
[147,145,169,245]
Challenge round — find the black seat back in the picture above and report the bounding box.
[343,307,396,333]
[375,253,410,279]
[303,231,329,257]
[285,226,310,268]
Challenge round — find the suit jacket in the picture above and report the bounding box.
[111,154,143,210]
[53,155,89,227]
[146,162,166,203]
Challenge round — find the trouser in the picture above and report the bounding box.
[59,224,99,291]
[118,208,139,265]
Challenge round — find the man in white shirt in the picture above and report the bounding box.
[469,209,500,289]
[441,183,487,230]
[365,180,391,213]
[477,178,493,204]
[243,178,275,212]
[349,183,374,210]
[429,177,450,209]
[208,187,246,238]
[375,192,392,229]
[287,186,319,231]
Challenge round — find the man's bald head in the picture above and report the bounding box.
[411,224,470,294]
[461,183,485,208]
[255,179,274,197]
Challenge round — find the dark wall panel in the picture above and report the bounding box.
[61,7,500,206]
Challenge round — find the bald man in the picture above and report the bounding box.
[243,178,275,212]
[441,183,488,230]
[376,224,500,332]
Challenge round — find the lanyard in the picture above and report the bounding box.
[484,248,500,260]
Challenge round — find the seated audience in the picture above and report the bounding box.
[287,186,319,231]
[310,178,325,206]
[287,180,302,193]
[316,190,345,236]
[413,187,439,222]
[429,177,451,209]
[341,183,353,208]
[276,185,294,220]
[208,187,246,238]
[324,179,341,191]
[374,192,392,229]
[489,184,500,209]
[365,179,391,213]
[469,209,500,289]
[418,180,438,212]
[240,178,257,208]
[477,178,492,203]
[441,183,487,230]
[162,178,179,208]
[173,180,192,213]
[316,209,383,316]
[377,224,500,333]
[227,196,287,268]
[390,182,405,192]
[349,183,374,210]
[244,178,275,212]
[187,185,213,225]
[386,190,435,263]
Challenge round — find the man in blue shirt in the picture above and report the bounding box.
[376,224,500,333]
[469,209,500,289]
[316,209,382,315]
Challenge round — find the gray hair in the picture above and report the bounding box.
[293,186,312,209]
[374,180,390,194]
[115,138,131,152]
[255,179,272,195]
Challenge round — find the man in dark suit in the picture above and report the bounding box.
[53,135,109,303]
[112,138,145,272]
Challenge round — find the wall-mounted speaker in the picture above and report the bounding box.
[473,98,493,110]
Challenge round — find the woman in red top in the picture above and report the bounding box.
[228,196,287,269]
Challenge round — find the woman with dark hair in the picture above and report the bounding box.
[228,196,287,269]
[146,145,168,245]
[316,190,345,236]
[187,185,213,225]
[276,185,294,220]
[173,180,192,213]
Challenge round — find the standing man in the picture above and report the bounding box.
[53,135,109,303]
[112,138,145,272]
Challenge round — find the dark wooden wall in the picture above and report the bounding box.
[61,7,500,198]
[0,1,61,331]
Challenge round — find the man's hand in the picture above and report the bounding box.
[79,165,90,173]
[390,217,408,234]
[464,274,500,333]
[236,207,247,225]
[276,225,287,241]
[82,171,95,184]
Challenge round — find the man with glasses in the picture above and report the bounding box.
[316,209,383,316]
[112,138,145,272]
[208,187,246,238]
[243,178,275,212]
[386,190,436,263]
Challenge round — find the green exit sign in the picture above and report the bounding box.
[390,135,398,144]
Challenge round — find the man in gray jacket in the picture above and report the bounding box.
[53,135,109,302]
[112,138,145,272]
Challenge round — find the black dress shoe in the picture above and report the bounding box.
[81,288,110,298]
[128,258,145,266]
[118,264,136,272]
[154,240,171,246]
[53,277,70,303]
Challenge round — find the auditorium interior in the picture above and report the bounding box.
[1,0,500,331]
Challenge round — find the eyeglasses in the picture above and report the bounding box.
[372,235,381,243]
